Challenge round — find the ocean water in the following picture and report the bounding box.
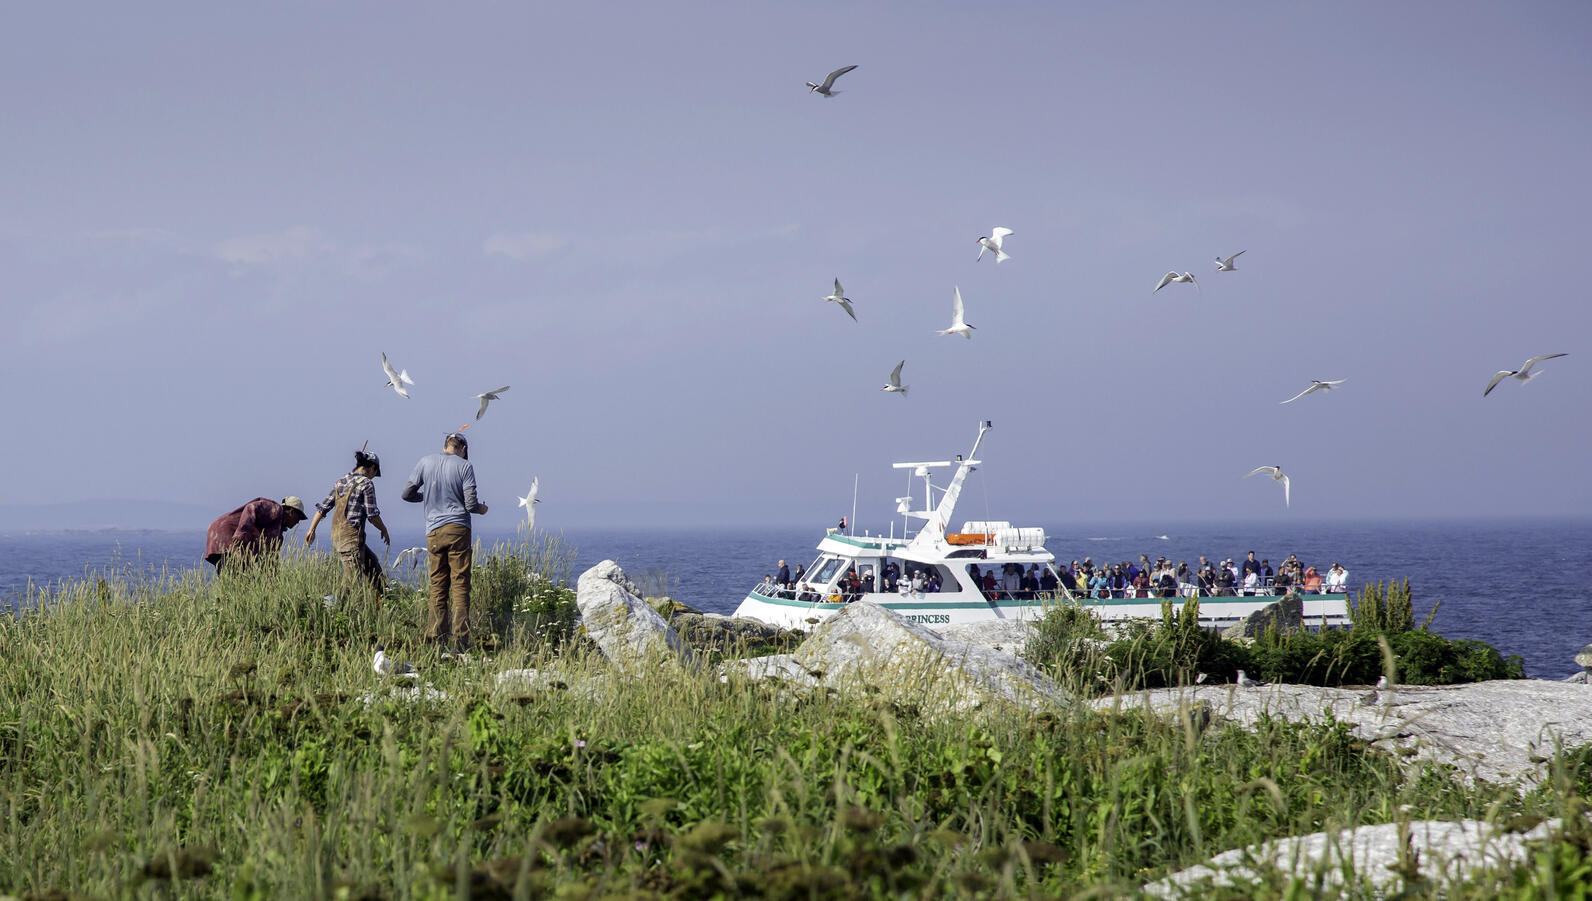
[3,518,1588,679]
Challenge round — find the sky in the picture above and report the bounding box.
[1,1,1589,531]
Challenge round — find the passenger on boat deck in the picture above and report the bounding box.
[1262,560,1274,587]
[1242,570,1260,595]
[982,570,999,599]
[883,560,900,592]
[1089,569,1108,599]
[793,563,806,586]
[1045,566,1064,593]
[1132,568,1151,598]
[1326,563,1348,592]
[776,559,790,588]
[1215,566,1237,596]
[1302,566,1323,593]
[909,568,926,594]
[1158,566,1177,598]
[1177,562,1195,596]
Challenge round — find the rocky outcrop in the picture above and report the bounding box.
[1576,643,1592,673]
[1145,817,1564,897]
[1097,679,1592,786]
[766,601,1071,716]
[1220,593,1303,640]
[933,619,1035,656]
[575,560,691,674]
[670,612,800,653]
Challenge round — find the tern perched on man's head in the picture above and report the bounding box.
[380,352,414,398]
[937,286,975,339]
[1483,354,1569,397]
[823,279,856,321]
[881,360,908,396]
[474,386,510,420]
[806,64,857,97]
[976,227,1014,263]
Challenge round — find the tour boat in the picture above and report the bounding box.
[733,421,1352,631]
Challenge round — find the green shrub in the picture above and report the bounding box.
[473,529,579,646]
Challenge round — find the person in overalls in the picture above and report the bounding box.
[304,449,391,599]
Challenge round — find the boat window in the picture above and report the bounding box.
[932,564,961,592]
[807,556,846,586]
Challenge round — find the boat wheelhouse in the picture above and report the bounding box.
[732,421,1351,631]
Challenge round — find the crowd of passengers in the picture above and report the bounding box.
[1064,552,1349,600]
[761,551,1349,602]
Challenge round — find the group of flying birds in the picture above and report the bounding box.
[377,351,541,529]
[808,63,1571,512]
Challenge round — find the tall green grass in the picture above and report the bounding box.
[1,546,1587,899]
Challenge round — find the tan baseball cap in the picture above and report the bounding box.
[281,496,307,516]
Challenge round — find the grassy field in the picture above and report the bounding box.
[2,537,1589,899]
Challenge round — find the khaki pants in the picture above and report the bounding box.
[425,523,472,651]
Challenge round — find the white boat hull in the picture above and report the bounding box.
[734,589,1352,632]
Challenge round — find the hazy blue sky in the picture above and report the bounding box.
[2,1,1588,531]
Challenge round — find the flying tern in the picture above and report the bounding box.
[1483,353,1569,397]
[373,646,419,680]
[394,547,428,570]
[881,360,908,396]
[1244,465,1290,508]
[823,279,856,321]
[1153,271,1200,294]
[381,352,414,398]
[1215,250,1245,271]
[937,286,975,339]
[474,386,510,420]
[1279,379,1346,404]
[806,64,857,97]
[517,477,540,529]
[976,227,1013,263]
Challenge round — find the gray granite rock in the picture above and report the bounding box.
[1097,680,1592,786]
[932,619,1036,656]
[1220,593,1303,640]
[575,560,691,674]
[784,601,1072,716]
[1146,818,1562,897]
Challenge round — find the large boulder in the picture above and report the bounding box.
[670,612,801,655]
[783,601,1071,716]
[1220,593,1304,640]
[1097,679,1592,786]
[933,619,1035,656]
[575,560,691,674]
[1145,818,1563,897]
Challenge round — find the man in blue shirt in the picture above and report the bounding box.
[401,432,489,654]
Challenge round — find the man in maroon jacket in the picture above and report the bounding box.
[204,496,308,571]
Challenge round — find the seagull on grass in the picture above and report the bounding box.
[373,646,419,680]
[1153,271,1200,295]
[1244,465,1290,508]
[976,227,1014,263]
[807,64,857,97]
[1215,251,1246,271]
[824,279,857,321]
[474,386,510,420]
[381,352,414,399]
[1483,354,1568,397]
[937,287,975,339]
[1279,379,1346,404]
[881,360,908,396]
[517,477,541,529]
